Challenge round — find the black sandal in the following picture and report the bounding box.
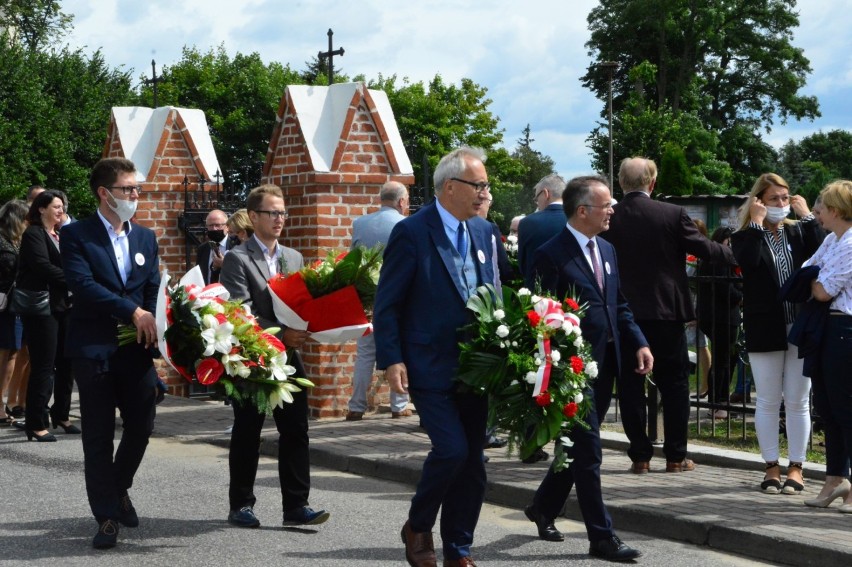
[782,462,804,495]
[761,461,782,494]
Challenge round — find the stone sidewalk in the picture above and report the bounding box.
[148,395,848,566]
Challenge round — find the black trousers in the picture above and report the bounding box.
[619,320,690,463]
[22,311,71,430]
[228,386,310,513]
[699,322,738,405]
[73,346,157,522]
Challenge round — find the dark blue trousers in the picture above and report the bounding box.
[73,345,156,523]
[408,388,488,560]
[819,314,852,477]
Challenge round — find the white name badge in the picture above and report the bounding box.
[477,250,486,264]
[604,261,611,275]
[135,253,145,266]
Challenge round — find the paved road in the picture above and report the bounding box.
[0,433,770,566]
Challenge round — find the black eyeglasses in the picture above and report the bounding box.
[451,177,490,193]
[580,203,614,210]
[254,210,288,220]
[106,185,143,195]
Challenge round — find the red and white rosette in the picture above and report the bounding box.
[531,297,566,397]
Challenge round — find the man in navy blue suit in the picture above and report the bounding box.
[61,157,161,549]
[374,147,497,567]
[517,173,567,281]
[524,175,651,562]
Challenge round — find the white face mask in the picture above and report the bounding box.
[765,205,790,224]
[106,192,138,223]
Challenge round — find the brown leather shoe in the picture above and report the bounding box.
[345,411,363,421]
[666,459,696,472]
[629,461,650,474]
[401,520,437,567]
[392,409,413,418]
[444,558,477,566]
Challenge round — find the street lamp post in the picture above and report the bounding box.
[600,61,618,192]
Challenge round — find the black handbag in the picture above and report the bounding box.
[9,288,50,316]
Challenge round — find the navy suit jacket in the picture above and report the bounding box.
[61,214,160,361]
[373,202,496,391]
[517,203,566,281]
[531,228,646,375]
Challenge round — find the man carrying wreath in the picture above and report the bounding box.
[524,175,652,562]
[374,147,499,567]
[219,184,329,530]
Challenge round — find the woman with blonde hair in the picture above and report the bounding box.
[802,180,852,510]
[731,173,823,494]
[226,208,253,243]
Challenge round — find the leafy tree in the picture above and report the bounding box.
[0,34,134,212]
[0,0,72,51]
[582,0,819,194]
[139,45,303,194]
[658,143,692,196]
[778,129,852,202]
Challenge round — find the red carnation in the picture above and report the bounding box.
[527,311,541,326]
[196,358,224,385]
[563,402,578,418]
[564,298,580,311]
[535,391,552,407]
[570,356,584,373]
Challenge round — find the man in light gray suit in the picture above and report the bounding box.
[219,184,329,529]
[346,181,411,421]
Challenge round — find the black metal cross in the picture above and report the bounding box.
[317,28,344,85]
[144,60,164,108]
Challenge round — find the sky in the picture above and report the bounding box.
[61,0,852,185]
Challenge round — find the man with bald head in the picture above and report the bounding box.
[600,157,735,474]
[346,181,411,421]
[196,209,230,284]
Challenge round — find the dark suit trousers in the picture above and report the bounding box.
[619,320,690,462]
[73,346,157,522]
[699,322,738,405]
[22,312,72,429]
[228,386,310,512]
[409,388,488,560]
[532,343,616,542]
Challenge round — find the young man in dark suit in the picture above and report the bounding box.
[600,157,736,474]
[219,184,328,530]
[61,157,161,549]
[374,147,498,567]
[524,175,651,562]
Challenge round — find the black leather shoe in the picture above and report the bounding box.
[119,494,139,527]
[485,436,507,449]
[521,447,549,464]
[589,535,641,562]
[93,519,119,549]
[524,504,563,542]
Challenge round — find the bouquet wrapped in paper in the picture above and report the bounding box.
[457,284,597,471]
[121,266,313,414]
[267,246,382,343]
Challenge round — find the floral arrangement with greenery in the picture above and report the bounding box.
[457,284,597,471]
[120,273,313,414]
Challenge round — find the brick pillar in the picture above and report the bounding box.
[264,84,414,417]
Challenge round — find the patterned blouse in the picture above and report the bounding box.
[803,227,852,315]
[750,221,796,324]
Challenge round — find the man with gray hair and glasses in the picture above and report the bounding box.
[518,173,567,282]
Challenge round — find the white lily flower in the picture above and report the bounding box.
[268,383,293,409]
[585,361,599,378]
[270,351,297,381]
[559,436,574,447]
[200,315,238,356]
[496,324,510,338]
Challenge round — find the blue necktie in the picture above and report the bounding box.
[456,222,467,259]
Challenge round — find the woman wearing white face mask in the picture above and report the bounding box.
[732,173,824,495]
